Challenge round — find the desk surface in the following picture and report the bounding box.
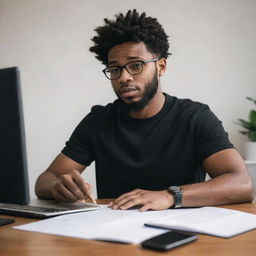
[0,200,255,256]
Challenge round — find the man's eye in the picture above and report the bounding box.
[129,62,142,70]
[108,67,120,74]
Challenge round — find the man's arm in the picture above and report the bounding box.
[181,148,255,207]
[35,153,92,202]
[109,148,255,211]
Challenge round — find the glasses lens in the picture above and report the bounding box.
[126,61,143,75]
[105,66,120,80]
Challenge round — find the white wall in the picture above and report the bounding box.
[0,0,255,198]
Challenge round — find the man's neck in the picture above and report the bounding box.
[128,91,165,119]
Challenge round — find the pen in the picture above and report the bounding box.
[76,195,97,205]
[88,194,97,205]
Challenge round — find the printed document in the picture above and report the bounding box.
[145,206,256,238]
[14,205,167,243]
[14,205,256,243]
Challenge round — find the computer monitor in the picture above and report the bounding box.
[0,67,30,204]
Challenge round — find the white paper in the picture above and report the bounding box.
[14,205,168,243]
[14,205,256,243]
[146,207,256,238]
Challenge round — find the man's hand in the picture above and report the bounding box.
[50,170,93,202]
[108,189,174,211]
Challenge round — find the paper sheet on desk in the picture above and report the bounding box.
[145,206,256,238]
[13,205,168,243]
[14,205,256,243]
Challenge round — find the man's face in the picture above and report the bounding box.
[108,42,159,112]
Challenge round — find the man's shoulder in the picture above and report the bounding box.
[168,94,209,114]
[90,99,119,117]
[77,100,119,128]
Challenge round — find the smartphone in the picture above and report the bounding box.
[0,217,15,226]
[141,231,197,251]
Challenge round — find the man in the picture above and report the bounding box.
[35,9,254,211]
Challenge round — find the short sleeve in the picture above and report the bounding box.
[61,113,94,166]
[193,106,234,163]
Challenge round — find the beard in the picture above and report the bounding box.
[114,70,159,112]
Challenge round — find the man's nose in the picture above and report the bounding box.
[119,67,133,83]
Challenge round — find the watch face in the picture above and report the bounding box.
[170,186,179,192]
[169,186,181,193]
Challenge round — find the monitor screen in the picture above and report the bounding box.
[0,67,30,204]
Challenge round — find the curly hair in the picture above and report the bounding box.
[89,9,170,65]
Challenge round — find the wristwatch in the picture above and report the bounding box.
[167,186,183,208]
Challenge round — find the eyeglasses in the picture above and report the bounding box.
[102,58,159,80]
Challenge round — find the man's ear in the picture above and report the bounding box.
[157,58,167,77]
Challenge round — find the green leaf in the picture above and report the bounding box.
[246,97,256,105]
[237,119,254,130]
[248,131,256,141]
[249,109,256,124]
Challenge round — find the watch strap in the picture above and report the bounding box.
[167,186,182,208]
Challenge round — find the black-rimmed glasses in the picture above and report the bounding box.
[102,58,159,80]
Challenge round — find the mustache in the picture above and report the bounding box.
[118,84,139,94]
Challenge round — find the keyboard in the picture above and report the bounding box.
[0,202,99,218]
[0,203,65,213]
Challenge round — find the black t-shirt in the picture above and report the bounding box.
[62,94,233,198]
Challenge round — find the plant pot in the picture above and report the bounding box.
[245,141,256,161]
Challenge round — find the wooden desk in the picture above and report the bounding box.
[0,201,255,256]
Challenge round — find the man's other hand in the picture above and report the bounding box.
[108,189,174,211]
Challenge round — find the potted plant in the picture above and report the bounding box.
[237,97,256,160]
